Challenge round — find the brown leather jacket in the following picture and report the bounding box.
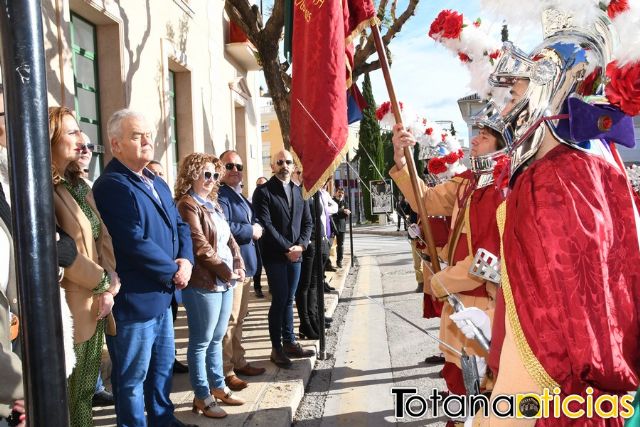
[176,194,244,291]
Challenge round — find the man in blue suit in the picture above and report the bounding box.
[93,109,196,427]
[253,149,314,368]
[217,150,266,391]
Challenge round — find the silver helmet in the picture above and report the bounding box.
[489,8,615,178]
[468,101,509,188]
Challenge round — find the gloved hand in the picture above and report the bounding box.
[407,223,421,239]
[450,307,491,341]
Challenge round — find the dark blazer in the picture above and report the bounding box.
[252,176,312,264]
[332,197,349,234]
[218,184,258,277]
[93,158,193,322]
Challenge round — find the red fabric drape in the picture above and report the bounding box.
[290,0,375,196]
[504,144,640,425]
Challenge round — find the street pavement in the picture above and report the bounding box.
[318,232,448,426]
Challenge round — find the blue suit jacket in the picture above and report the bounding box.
[93,158,193,321]
[218,184,257,277]
[252,176,312,264]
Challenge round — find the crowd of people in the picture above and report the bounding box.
[0,103,351,426]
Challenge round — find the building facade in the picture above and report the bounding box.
[41,0,262,195]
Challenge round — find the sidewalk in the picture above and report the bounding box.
[351,222,407,237]
[93,255,352,427]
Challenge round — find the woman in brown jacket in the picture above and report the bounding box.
[175,153,246,419]
[49,106,120,427]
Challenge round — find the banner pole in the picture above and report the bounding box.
[370,24,440,273]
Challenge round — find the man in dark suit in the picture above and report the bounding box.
[218,150,266,391]
[93,109,196,427]
[252,149,313,368]
[331,187,351,268]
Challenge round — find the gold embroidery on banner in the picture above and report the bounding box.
[497,201,560,391]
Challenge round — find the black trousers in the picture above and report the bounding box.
[335,231,345,263]
[253,240,263,290]
[296,239,329,329]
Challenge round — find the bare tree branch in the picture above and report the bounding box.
[352,0,420,82]
[225,0,261,44]
[357,60,382,76]
[264,0,285,42]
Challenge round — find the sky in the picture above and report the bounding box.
[366,0,541,146]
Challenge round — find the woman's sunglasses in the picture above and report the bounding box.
[203,171,220,181]
[225,163,244,172]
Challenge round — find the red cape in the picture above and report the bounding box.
[504,145,640,423]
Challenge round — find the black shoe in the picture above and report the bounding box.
[171,419,199,427]
[284,342,315,358]
[254,288,264,298]
[337,261,343,268]
[424,354,446,365]
[324,316,333,324]
[323,282,335,292]
[270,348,292,368]
[173,359,189,374]
[325,265,337,272]
[92,390,114,407]
[416,282,424,293]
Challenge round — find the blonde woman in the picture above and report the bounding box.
[49,106,120,427]
[175,153,246,419]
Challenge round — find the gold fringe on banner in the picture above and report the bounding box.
[292,142,350,201]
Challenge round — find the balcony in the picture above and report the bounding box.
[226,22,261,71]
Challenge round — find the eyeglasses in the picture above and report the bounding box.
[80,143,95,153]
[203,171,220,181]
[276,159,294,166]
[225,163,244,172]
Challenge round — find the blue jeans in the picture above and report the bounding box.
[95,370,105,393]
[182,286,234,399]
[264,261,302,349]
[106,307,175,427]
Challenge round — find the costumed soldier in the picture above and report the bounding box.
[459,3,640,426]
[390,116,507,412]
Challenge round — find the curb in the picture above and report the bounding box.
[351,228,407,237]
[250,256,352,426]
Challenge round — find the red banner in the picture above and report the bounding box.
[290,0,376,197]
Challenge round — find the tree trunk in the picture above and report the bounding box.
[259,44,291,149]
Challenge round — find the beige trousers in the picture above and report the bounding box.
[409,239,424,284]
[222,278,251,377]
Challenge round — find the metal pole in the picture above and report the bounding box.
[370,24,441,273]
[0,1,69,425]
[346,153,354,267]
[313,192,326,359]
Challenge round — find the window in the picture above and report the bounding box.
[70,13,104,180]
[168,70,179,176]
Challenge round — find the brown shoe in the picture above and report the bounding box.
[284,342,315,358]
[212,387,246,406]
[224,375,248,391]
[235,363,266,377]
[192,396,227,418]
